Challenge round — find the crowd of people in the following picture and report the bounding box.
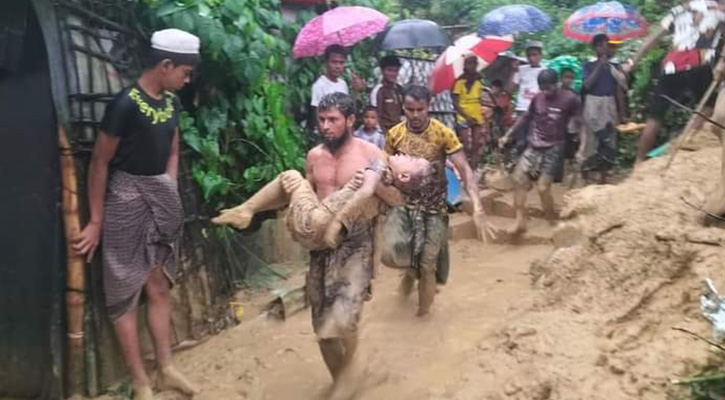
[69,1,725,398]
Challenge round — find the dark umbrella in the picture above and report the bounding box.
[376,19,451,51]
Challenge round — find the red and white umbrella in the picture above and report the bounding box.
[429,35,513,94]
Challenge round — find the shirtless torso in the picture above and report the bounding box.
[306,137,382,199]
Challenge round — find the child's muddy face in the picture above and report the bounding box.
[388,155,430,184]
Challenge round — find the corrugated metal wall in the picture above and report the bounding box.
[0,1,64,397]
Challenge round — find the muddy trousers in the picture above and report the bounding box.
[381,207,449,314]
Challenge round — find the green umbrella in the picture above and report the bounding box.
[545,55,582,92]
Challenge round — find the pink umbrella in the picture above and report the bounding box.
[430,35,513,94]
[293,6,390,59]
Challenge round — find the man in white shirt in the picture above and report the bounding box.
[509,41,545,158]
[310,45,350,133]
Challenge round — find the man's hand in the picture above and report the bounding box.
[323,219,345,248]
[348,169,366,190]
[472,206,497,243]
[73,222,102,263]
[622,59,634,75]
[498,130,513,150]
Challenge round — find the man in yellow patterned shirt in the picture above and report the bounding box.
[382,85,495,316]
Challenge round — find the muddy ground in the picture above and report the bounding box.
[99,134,725,400]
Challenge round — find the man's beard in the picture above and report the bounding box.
[322,129,351,151]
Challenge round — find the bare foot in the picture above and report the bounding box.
[328,367,360,400]
[544,212,558,227]
[133,385,155,400]
[398,274,415,299]
[506,218,527,236]
[157,365,199,396]
[211,207,254,230]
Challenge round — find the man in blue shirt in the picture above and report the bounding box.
[580,34,627,183]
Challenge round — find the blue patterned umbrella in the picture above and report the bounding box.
[478,5,553,37]
[564,1,648,42]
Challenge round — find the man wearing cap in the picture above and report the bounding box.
[509,41,546,160]
[623,0,725,163]
[73,29,200,400]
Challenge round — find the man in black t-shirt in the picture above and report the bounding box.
[73,29,200,400]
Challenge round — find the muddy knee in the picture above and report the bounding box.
[281,170,305,193]
[536,179,552,196]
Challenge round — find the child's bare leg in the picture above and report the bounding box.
[212,171,303,229]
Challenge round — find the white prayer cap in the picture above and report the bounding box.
[151,29,200,55]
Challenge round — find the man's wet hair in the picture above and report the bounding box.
[318,92,355,117]
[403,84,432,103]
[538,69,559,86]
[142,47,200,70]
[363,105,378,114]
[324,44,347,60]
[592,33,610,48]
[379,55,402,69]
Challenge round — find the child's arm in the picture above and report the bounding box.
[324,169,381,247]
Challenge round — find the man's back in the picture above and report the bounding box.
[306,138,381,200]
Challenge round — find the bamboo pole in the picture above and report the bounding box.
[58,124,86,396]
[662,41,725,173]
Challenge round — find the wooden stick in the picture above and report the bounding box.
[662,41,725,173]
[59,124,86,395]
[659,94,725,131]
[672,326,725,353]
[661,81,719,174]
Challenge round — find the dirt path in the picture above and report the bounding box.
[152,239,552,400]
[101,141,725,400]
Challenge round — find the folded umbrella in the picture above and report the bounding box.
[293,6,389,58]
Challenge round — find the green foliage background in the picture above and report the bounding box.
[135,0,687,211]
